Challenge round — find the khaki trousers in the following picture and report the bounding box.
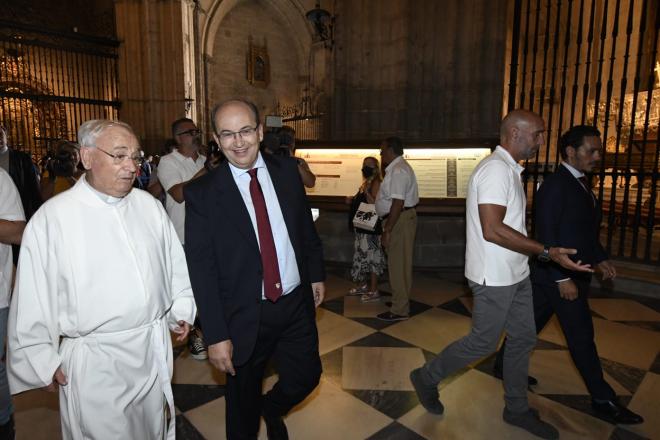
[387,209,417,316]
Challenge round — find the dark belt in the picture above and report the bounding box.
[382,205,416,220]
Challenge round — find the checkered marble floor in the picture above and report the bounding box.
[13,269,660,439]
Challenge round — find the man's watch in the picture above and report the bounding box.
[537,245,551,263]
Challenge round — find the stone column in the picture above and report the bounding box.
[114,0,188,154]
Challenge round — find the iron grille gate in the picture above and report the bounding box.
[0,21,120,160]
[506,0,660,264]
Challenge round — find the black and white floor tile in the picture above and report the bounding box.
[13,271,660,439]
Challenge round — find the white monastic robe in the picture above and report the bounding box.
[7,176,197,440]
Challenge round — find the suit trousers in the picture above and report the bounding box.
[534,280,615,400]
[420,278,536,413]
[224,286,322,439]
[387,209,417,316]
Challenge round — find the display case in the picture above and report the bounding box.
[296,139,496,214]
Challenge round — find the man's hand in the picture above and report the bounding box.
[557,279,579,301]
[312,282,325,307]
[381,230,390,248]
[597,260,617,280]
[172,320,191,342]
[208,340,235,376]
[549,247,594,272]
[44,367,67,392]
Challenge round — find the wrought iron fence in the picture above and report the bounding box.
[282,114,327,141]
[0,21,120,159]
[507,0,660,264]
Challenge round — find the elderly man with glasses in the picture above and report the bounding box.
[7,119,196,440]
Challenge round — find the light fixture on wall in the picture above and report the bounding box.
[306,1,334,49]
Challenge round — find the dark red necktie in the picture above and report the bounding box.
[248,168,283,302]
[578,176,596,206]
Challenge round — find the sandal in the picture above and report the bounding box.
[360,291,381,303]
[348,284,368,296]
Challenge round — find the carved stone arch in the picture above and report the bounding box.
[201,0,312,76]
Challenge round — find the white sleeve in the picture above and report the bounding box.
[0,171,25,221]
[7,215,62,394]
[476,161,511,207]
[157,157,182,192]
[388,168,411,201]
[162,206,196,329]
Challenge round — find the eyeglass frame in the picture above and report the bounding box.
[96,147,145,166]
[215,125,259,144]
[176,128,201,137]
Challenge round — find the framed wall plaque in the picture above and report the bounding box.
[247,37,270,88]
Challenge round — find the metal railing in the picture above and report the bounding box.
[506,0,660,264]
[0,21,120,158]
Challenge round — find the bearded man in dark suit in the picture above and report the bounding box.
[494,125,643,425]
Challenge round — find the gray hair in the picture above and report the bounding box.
[77,119,136,148]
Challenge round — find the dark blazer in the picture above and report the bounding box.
[8,148,41,219]
[532,163,608,285]
[184,153,325,366]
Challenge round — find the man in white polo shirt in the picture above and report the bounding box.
[409,110,592,440]
[375,137,419,321]
[0,168,25,439]
[158,118,208,360]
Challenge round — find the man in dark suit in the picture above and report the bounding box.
[494,125,643,425]
[184,98,325,439]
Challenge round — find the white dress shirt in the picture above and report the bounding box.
[228,153,301,299]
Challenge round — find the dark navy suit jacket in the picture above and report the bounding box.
[184,153,325,366]
[532,163,608,285]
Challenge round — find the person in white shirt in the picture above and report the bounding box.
[409,110,592,440]
[158,118,207,245]
[157,118,209,360]
[374,137,419,321]
[7,120,196,440]
[0,169,25,439]
[493,124,643,425]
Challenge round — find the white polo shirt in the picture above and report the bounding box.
[465,146,529,286]
[0,168,25,308]
[158,149,205,244]
[375,155,419,217]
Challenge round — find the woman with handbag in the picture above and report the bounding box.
[347,156,387,302]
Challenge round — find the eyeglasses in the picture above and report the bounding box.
[97,147,145,166]
[217,126,258,143]
[176,128,201,137]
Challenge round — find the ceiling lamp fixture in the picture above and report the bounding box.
[306,1,334,49]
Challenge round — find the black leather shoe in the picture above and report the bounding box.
[493,364,538,386]
[263,414,289,440]
[592,399,644,425]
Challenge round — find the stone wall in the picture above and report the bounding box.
[331,0,509,141]
[206,1,305,124]
[316,211,466,268]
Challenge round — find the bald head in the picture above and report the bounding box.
[500,109,546,161]
[211,98,260,134]
[212,98,263,169]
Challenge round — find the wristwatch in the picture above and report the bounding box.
[537,245,551,263]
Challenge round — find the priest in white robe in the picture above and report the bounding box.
[7,120,197,440]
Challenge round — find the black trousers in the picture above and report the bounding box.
[495,279,615,401]
[224,286,322,439]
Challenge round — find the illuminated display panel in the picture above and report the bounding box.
[296,148,491,198]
